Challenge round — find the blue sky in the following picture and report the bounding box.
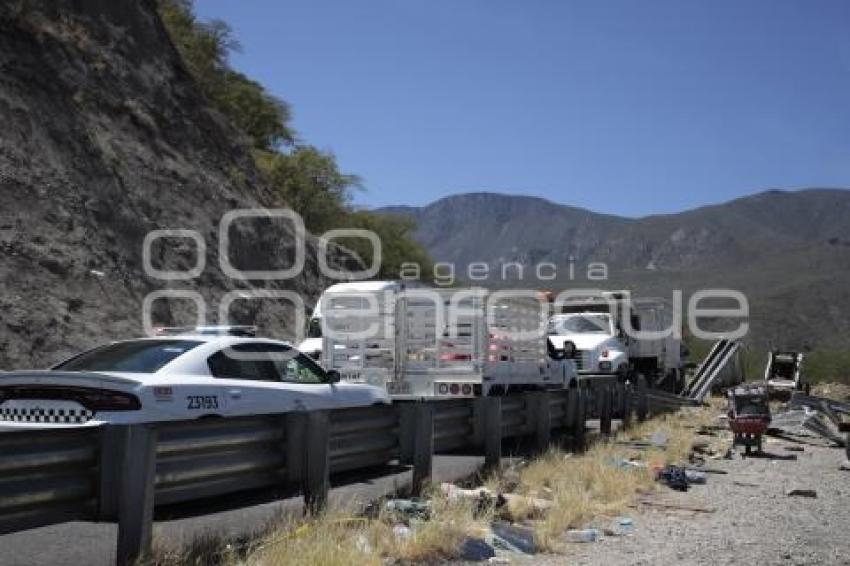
[195,0,850,217]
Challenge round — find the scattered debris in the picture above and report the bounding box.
[384,499,431,520]
[686,465,727,475]
[460,537,496,561]
[440,483,501,512]
[733,481,760,488]
[610,517,634,536]
[490,522,536,554]
[439,483,552,516]
[764,350,806,398]
[840,461,850,471]
[769,408,845,446]
[685,469,707,484]
[786,489,817,498]
[727,384,771,455]
[789,392,850,424]
[656,465,690,491]
[636,498,716,514]
[650,430,669,447]
[565,528,602,543]
[784,445,804,452]
[682,338,743,401]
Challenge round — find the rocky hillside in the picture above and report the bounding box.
[0,0,358,368]
[381,189,850,350]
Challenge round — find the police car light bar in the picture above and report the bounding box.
[154,325,258,337]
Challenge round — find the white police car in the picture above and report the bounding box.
[0,327,390,430]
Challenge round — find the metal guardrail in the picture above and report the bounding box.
[330,405,399,473]
[432,399,474,452]
[0,428,99,536]
[0,381,690,565]
[155,415,287,506]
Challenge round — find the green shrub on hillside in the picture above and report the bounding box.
[158,0,294,149]
[253,147,359,234]
[157,0,433,280]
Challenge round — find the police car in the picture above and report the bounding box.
[0,327,390,430]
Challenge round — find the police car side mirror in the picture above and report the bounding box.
[326,369,341,384]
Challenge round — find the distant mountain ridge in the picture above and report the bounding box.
[378,188,850,350]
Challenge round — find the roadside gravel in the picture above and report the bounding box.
[536,436,850,565]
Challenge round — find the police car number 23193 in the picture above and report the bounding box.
[186,395,219,410]
[0,331,391,429]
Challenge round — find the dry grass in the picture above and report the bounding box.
[230,489,490,566]
[367,490,492,562]
[492,404,718,551]
[149,403,721,564]
[246,510,379,566]
[812,382,850,402]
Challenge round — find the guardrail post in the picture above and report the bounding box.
[410,403,434,496]
[475,396,502,470]
[287,411,330,514]
[637,376,649,422]
[398,403,415,465]
[113,424,157,566]
[98,426,125,521]
[526,391,551,453]
[621,383,632,431]
[573,388,587,452]
[600,386,613,435]
[304,411,330,514]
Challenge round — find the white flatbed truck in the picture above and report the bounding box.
[319,287,577,398]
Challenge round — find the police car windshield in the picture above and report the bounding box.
[55,340,202,373]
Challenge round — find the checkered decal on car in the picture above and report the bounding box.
[0,405,93,423]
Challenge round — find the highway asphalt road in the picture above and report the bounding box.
[0,455,486,566]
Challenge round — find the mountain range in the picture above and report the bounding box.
[379,189,850,351]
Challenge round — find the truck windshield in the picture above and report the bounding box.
[54,340,202,373]
[306,318,322,338]
[548,315,611,335]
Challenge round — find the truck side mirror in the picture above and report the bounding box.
[561,340,577,359]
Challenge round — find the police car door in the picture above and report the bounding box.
[207,343,330,414]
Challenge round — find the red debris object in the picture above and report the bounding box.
[727,385,771,455]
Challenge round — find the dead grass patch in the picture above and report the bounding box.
[494,403,718,551]
[150,402,721,564]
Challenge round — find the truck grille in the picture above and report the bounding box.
[0,400,94,424]
[574,350,592,372]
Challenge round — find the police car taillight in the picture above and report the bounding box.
[82,390,141,411]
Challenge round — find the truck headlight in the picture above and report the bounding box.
[599,361,612,372]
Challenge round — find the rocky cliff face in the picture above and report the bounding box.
[0,0,358,368]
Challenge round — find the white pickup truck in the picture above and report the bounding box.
[547,291,682,390]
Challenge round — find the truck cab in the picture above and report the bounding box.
[547,312,629,377]
[547,291,682,390]
[297,280,407,361]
